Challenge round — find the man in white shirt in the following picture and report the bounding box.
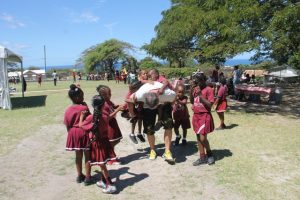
[52,70,57,86]
[128,80,176,164]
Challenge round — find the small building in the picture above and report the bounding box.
[23,70,46,81]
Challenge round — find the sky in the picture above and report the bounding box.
[1,0,251,68]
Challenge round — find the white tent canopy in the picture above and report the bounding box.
[268,67,299,78]
[0,45,23,110]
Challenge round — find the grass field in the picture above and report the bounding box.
[1,80,299,200]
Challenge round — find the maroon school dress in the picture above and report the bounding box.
[103,101,123,142]
[173,95,191,129]
[64,104,90,151]
[216,85,228,113]
[81,114,116,165]
[191,86,215,135]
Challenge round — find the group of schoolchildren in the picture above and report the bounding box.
[63,67,228,194]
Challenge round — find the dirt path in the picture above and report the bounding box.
[0,96,244,200]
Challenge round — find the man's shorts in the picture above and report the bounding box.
[161,103,174,130]
[142,108,157,135]
[142,103,174,135]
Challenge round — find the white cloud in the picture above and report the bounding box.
[0,13,25,28]
[0,41,28,55]
[104,22,118,36]
[80,12,100,23]
[65,8,100,24]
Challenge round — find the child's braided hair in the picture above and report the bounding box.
[91,95,105,139]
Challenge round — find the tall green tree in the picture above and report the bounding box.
[81,39,134,73]
[145,0,300,68]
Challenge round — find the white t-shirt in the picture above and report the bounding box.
[135,81,176,108]
[52,72,57,79]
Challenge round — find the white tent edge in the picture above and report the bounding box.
[0,45,23,110]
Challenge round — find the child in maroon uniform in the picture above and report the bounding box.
[124,81,146,144]
[63,84,91,185]
[96,85,124,165]
[213,77,228,130]
[191,74,215,166]
[80,95,117,194]
[173,84,191,146]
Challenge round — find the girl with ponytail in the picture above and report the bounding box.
[80,95,117,194]
[64,84,91,185]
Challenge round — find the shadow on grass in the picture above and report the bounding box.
[212,149,233,161]
[94,167,149,194]
[173,141,198,163]
[225,123,238,129]
[119,151,149,165]
[11,95,47,109]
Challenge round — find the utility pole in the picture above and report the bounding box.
[44,45,47,72]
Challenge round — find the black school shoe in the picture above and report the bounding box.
[76,174,85,183]
[84,177,94,186]
[136,134,146,143]
[181,139,187,146]
[129,134,138,144]
[192,158,207,166]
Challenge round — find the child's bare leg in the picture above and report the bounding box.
[174,127,181,146]
[75,150,83,176]
[217,112,225,128]
[138,119,142,134]
[182,128,187,139]
[181,128,187,145]
[135,119,145,142]
[193,134,207,166]
[99,164,117,193]
[129,121,138,144]
[127,102,136,118]
[84,150,91,178]
[200,134,214,164]
[99,164,110,181]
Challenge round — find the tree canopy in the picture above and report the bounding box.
[139,57,163,69]
[80,39,134,73]
[144,0,300,68]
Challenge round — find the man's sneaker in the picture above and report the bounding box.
[181,139,187,146]
[174,135,181,146]
[136,134,146,143]
[84,177,94,186]
[76,174,85,183]
[102,184,117,194]
[96,180,106,189]
[162,151,175,165]
[149,150,157,160]
[192,158,207,166]
[207,156,215,165]
[154,121,163,131]
[129,134,138,144]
